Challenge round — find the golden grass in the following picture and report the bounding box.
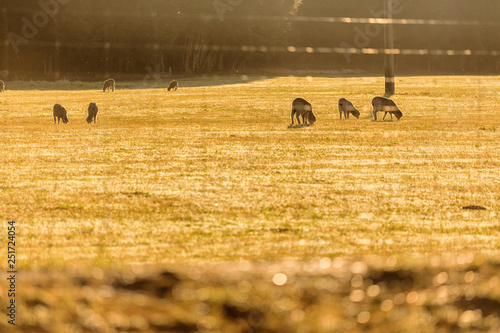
[0,76,499,267]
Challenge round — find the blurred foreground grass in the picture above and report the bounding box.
[2,256,500,332]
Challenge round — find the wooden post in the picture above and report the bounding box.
[384,0,395,96]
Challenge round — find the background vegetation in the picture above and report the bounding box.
[1,0,500,79]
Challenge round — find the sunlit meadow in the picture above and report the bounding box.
[0,76,499,268]
[1,76,500,332]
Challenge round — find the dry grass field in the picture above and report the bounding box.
[1,75,499,266]
[0,75,499,332]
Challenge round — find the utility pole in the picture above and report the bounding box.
[384,0,395,97]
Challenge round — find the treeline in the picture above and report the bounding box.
[295,0,500,74]
[1,0,499,80]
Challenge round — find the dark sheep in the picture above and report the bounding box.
[372,96,403,121]
[86,102,98,123]
[338,98,360,119]
[53,104,69,124]
[289,98,316,127]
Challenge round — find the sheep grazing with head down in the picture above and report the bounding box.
[338,98,360,119]
[86,103,98,123]
[289,98,316,128]
[103,78,115,92]
[53,104,69,124]
[168,80,178,91]
[372,96,403,121]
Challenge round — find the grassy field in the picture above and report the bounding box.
[1,75,500,332]
[0,75,499,267]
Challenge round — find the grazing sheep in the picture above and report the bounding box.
[167,80,178,91]
[289,98,316,127]
[86,102,98,123]
[53,104,69,124]
[338,98,360,119]
[372,96,403,121]
[103,78,115,92]
[0,80,4,92]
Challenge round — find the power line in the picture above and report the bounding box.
[224,15,500,27]
[18,40,500,57]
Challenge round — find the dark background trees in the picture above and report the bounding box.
[0,0,499,80]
